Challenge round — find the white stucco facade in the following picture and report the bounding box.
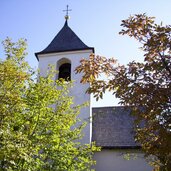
[93,149,153,171]
[37,49,93,144]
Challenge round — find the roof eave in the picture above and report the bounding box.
[99,146,142,150]
[35,47,95,61]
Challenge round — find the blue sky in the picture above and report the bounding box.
[1,0,171,106]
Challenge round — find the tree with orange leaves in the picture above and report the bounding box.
[76,14,171,171]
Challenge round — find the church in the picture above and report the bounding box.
[35,9,153,171]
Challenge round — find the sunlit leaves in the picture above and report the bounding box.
[76,14,171,170]
[0,38,99,171]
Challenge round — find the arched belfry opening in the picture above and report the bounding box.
[58,63,71,81]
[57,58,71,81]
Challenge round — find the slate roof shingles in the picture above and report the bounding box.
[35,20,94,59]
[92,106,140,149]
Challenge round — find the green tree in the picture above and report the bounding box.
[0,38,98,171]
[76,14,171,171]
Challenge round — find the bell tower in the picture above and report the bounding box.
[35,9,94,144]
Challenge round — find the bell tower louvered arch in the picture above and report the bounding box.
[35,14,94,144]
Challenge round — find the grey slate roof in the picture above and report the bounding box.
[92,106,140,149]
[35,20,94,59]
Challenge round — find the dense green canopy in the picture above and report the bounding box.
[0,38,98,171]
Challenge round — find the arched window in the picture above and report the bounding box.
[58,63,71,81]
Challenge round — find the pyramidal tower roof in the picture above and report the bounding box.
[35,19,94,59]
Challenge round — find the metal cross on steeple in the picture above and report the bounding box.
[63,5,72,20]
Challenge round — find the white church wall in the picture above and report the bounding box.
[38,49,93,144]
[93,149,153,171]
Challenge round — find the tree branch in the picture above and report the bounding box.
[159,53,171,77]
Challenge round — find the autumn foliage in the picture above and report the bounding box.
[76,14,171,170]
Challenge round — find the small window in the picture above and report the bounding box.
[58,63,71,81]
